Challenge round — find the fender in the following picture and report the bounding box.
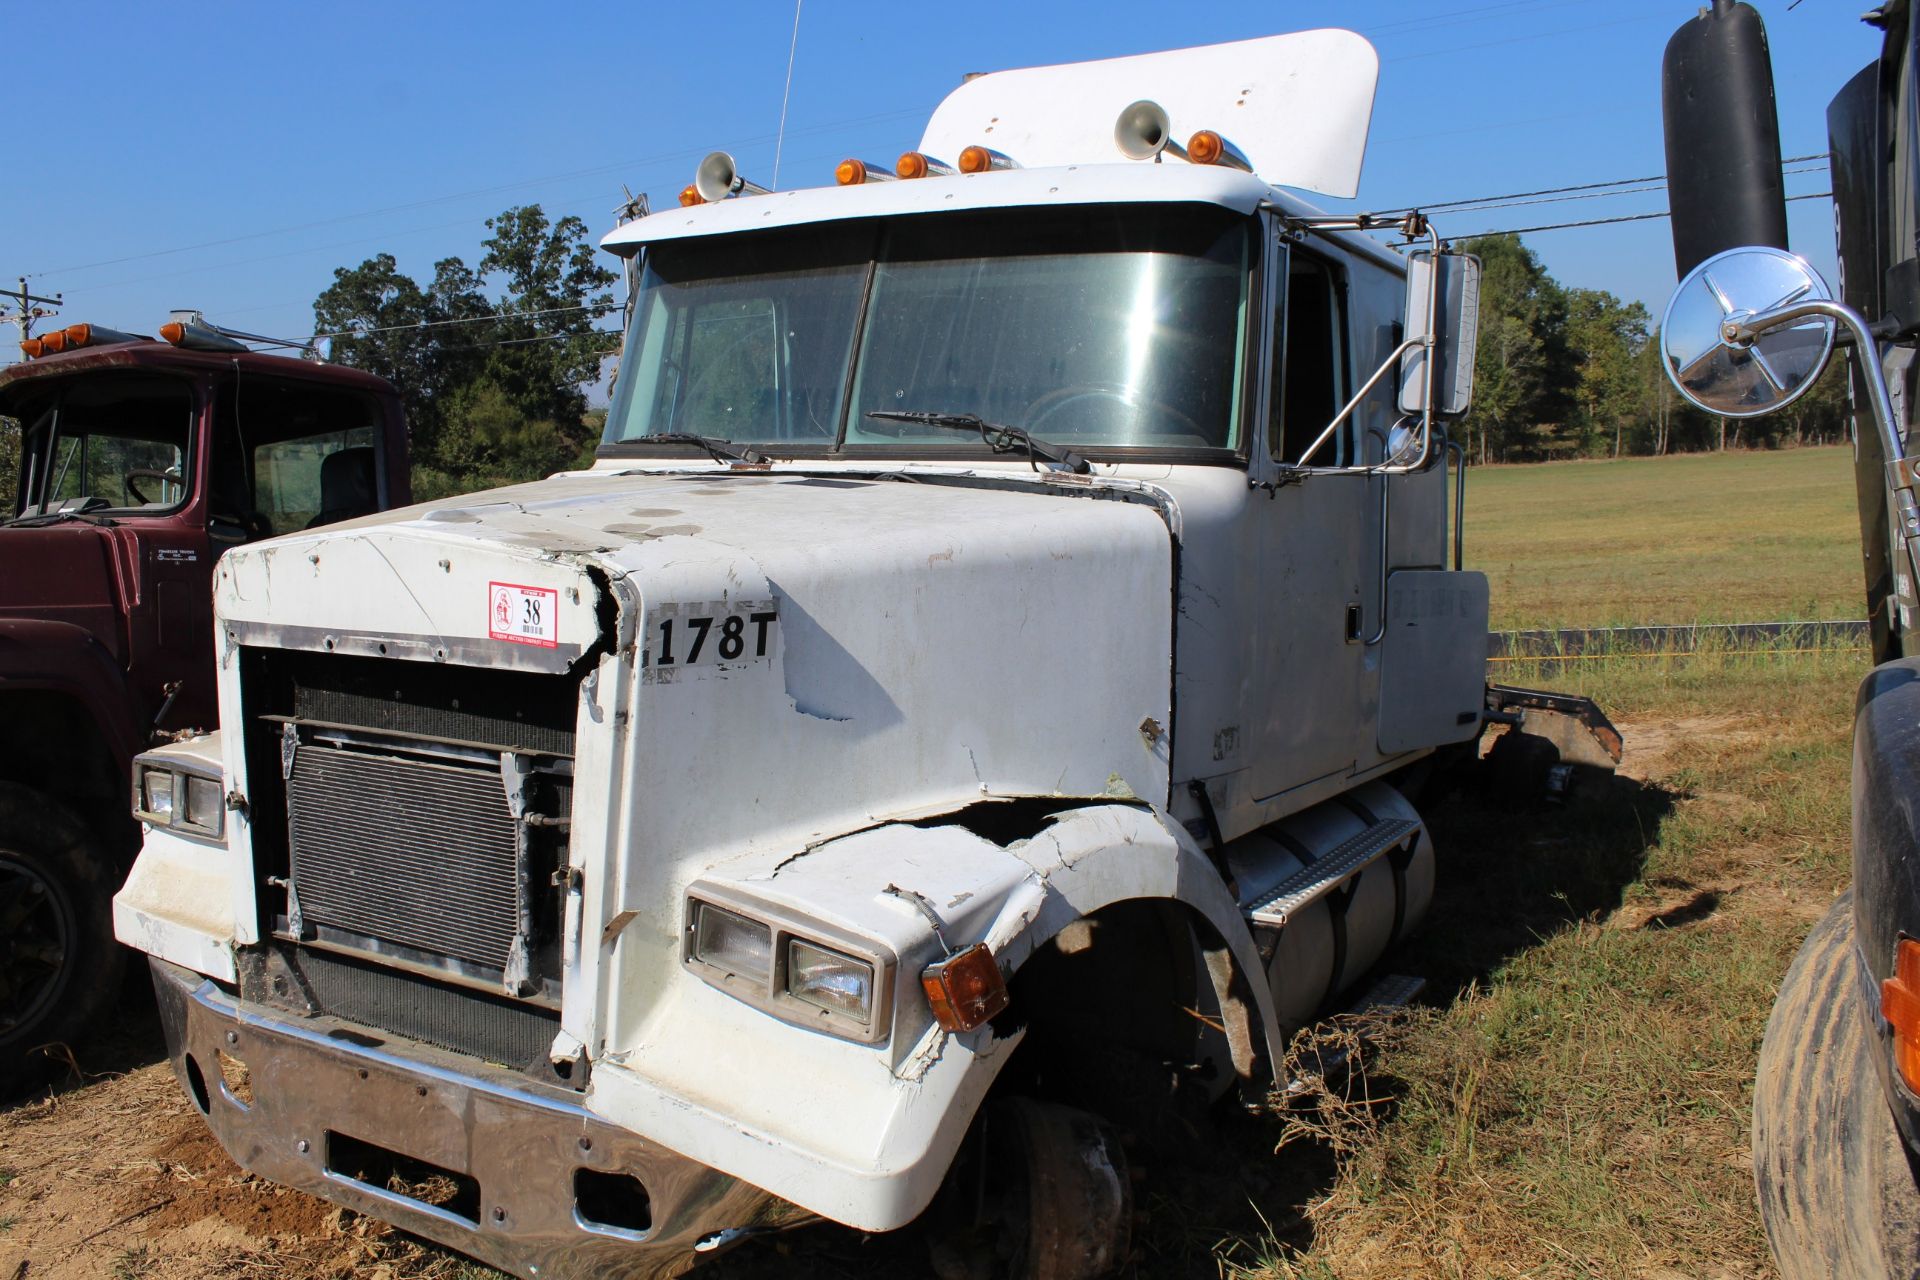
[0,618,147,775]
[586,800,1280,1233]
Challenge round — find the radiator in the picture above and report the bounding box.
[287,742,522,972]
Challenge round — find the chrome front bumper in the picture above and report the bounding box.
[150,959,790,1279]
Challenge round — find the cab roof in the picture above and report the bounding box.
[0,341,399,400]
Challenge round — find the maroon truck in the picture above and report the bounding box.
[0,321,410,1091]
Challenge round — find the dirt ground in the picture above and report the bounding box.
[0,708,1832,1280]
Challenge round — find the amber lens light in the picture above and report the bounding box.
[958,145,993,174]
[835,158,867,186]
[678,184,705,208]
[788,939,874,1020]
[1188,130,1225,166]
[921,942,1009,1032]
[39,331,67,354]
[692,901,772,984]
[898,151,930,179]
[63,323,92,347]
[19,338,43,359]
[159,321,186,345]
[1885,938,1920,1093]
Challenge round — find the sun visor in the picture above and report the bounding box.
[920,30,1380,199]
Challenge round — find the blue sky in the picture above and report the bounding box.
[4,1,1882,393]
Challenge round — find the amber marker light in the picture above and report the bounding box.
[39,331,67,354]
[64,323,93,347]
[158,321,186,345]
[678,184,706,208]
[958,145,1013,175]
[836,158,868,186]
[1884,938,1920,1093]
[1188,130,1226,165]
[18,338,43,359]
[921,942,1010,1033]
[896,151,954,180]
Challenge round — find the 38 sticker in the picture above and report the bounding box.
[643,599,778,682]
[489,581,559,648]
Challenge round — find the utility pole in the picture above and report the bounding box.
[0,278,61,346]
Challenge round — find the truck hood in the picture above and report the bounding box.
[216,466,1177,853]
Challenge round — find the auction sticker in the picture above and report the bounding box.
[489,581,558,648]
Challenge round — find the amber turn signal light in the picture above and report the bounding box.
[922,942,1009,1033]
[1884,937,1920,1093]
[678,184,705,208]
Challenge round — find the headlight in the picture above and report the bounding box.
[787,940,874,1020]
[184,776,223,830]
[132,755,224,840]
[691,902,773,984]
[682,888,894,1042]
[140,768,174,818]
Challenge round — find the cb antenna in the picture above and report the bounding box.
[771,0,803,190]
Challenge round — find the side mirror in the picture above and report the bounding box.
[1399,251,1481,417]
[1660,244,1835,417]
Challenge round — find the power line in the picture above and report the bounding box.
[314,301,616,341]
[1448,189,1834,240]
[1384,153,1829,217]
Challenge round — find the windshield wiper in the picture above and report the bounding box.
[7,509,115,529]
[864,411,1090,475]
[640,433,768,465]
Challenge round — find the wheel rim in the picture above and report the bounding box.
[0,853,74,1041]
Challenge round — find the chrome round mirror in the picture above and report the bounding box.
[1661,246,1835,419]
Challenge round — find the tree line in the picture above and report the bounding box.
[1454,233,1851,462]
[310,204,618,499]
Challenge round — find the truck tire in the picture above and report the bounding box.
[1753,893,1920,1280]
[0,783,124,1096]
[928,1098,1132,1280]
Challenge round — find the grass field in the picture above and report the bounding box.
[1471,446,1865,631]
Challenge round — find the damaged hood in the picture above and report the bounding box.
[216,467,1177,845]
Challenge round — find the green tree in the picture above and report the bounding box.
[313,204,619,495]
[1562,288,1650,458]
[1456,234,1570,462]
[475,206,618,455]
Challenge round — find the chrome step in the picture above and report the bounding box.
[1242,817,1420,928]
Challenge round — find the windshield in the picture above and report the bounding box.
[12,373,195,517]
[603,206,1254,456]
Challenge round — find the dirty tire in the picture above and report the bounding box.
[1753,893,1920,1280]
[0,782,123,1096]
[991,1098,1131,1280]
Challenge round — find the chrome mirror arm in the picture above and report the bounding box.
[1737,297,1920,583]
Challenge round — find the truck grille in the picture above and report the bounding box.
[240,650,578,1004]
[288,743,521,971]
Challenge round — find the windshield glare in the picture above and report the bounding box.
[603,207,1252,456]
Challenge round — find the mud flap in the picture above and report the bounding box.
[1480,684,1623,799]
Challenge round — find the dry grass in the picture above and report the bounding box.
[1200,643,1863,1279]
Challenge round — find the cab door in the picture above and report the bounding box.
[1245,240,1373,804]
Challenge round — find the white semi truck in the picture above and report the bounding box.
[110,31,1615,1280]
